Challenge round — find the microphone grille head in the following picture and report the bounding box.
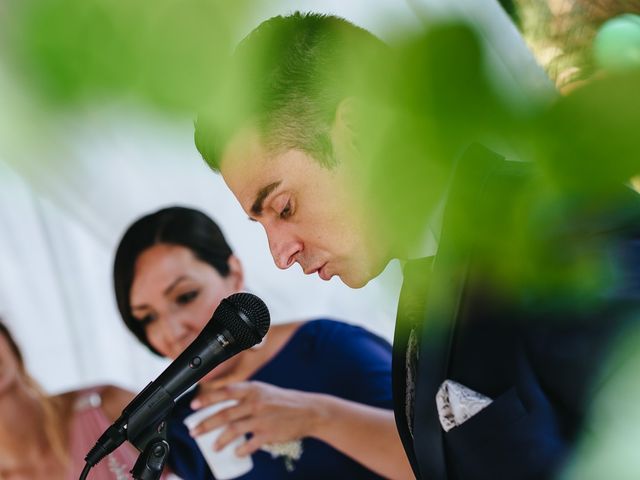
[216,293,270,349]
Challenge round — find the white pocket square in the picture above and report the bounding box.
[436,379,493,432]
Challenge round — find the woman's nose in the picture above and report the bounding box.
[162,315,191,349]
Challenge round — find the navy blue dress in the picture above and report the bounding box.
[166,319,393,479]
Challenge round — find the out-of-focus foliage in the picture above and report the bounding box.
[2,2,640,476]
[594,14,640,71]
[561,320,640,480]
[358,23,514,258]
[2,0,256,112]
[2,1,638,295]
[533,70,640,191]
[515,0,640,90]
[356,21,640,298]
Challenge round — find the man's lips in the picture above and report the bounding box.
[304,262,330,280]
[318,264,331,281]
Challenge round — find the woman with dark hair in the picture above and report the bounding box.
[113,206,410,480]
[0,320,139,479]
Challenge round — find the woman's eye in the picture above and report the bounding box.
[279,200,293,219]
[176,290,199,305]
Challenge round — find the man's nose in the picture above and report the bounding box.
[267,228,303,270]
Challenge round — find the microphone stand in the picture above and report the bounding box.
[129,418,171,480]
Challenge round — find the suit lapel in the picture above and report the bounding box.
[411,144,507,479]
[393,256,434,475]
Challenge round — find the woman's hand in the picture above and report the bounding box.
[189,380,324,456]
[190,378,413,479]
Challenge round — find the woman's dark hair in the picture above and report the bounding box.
[113,206,233,356]
[0,319,25,369]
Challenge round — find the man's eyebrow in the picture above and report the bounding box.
[251,181,282,217]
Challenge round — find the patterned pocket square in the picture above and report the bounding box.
[436,379,493,432]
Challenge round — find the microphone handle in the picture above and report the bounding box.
[157,327,236,399]
[125,326,239,441]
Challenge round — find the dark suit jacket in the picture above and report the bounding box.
[392,144,640,480]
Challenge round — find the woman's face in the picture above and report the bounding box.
[0,333,22,395]
[129,244,243,365]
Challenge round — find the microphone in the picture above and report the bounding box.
[84,292,270,468]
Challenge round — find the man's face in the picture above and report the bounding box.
[219,127,388,288]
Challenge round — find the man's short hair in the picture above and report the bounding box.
[195,12,386,171]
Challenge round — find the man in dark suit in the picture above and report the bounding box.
[193,12,640,479]
[392,143,640,479]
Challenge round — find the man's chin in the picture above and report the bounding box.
[338,260,389,289]
[338,271,373,289]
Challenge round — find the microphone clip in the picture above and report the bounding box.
[129,418,170,480]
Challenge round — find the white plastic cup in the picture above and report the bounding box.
[183,400,253,479]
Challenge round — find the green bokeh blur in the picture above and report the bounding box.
[2,0,639,299]
[2,6,640,476]
[3,0,254,112]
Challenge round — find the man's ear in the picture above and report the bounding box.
[226,254,245,291]
[333,97,359,153]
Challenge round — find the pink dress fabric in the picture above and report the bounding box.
[67,386,169,480]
